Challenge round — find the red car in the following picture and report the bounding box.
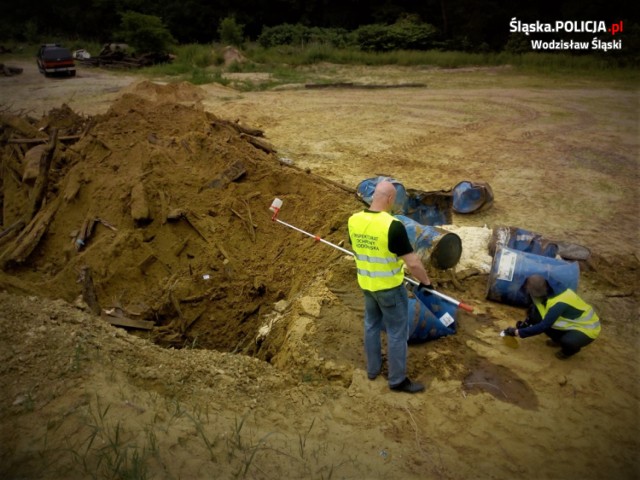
[37,44,76,77]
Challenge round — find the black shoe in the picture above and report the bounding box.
[555,351,572,360]
[546,340,560,348]
[390,378,425,393]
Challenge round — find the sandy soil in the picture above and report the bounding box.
[0,59,639,480]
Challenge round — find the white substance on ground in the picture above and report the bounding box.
[440,225,494,273]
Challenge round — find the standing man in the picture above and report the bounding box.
[503,274,601,359]
[348,181,433,393]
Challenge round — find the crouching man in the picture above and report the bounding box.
[503,274,601,359]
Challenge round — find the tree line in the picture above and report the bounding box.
[0,0,635,53]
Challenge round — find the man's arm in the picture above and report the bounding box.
[401,252,432,286]
[517,303,566,338]
[388,219,432,286]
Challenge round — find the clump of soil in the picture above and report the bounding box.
[0,84,362,356]
[222,46,247,67]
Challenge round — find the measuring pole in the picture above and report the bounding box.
[270,198,474,313]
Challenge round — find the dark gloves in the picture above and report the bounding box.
[502,327,517,337]
[418,282,433,296]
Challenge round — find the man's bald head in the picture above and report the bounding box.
[370,181,397,212]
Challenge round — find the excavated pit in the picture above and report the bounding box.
[0,85,362,362]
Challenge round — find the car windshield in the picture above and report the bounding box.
[42,48,72,61]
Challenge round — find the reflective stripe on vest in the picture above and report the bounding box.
[348,211,405,291]
[533,289,601,339]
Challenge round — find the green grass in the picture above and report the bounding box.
[148,43,638,89]
[4,40,637,90]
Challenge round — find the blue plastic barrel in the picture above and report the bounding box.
[486,246,580,307]
[490,226,558,258]
[452,181,494,213]
[408,287,457,343]
[395,215,462,270]
[405,189,453,226]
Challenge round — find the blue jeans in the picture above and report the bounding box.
[363,285,409,387]
[545,328,594,356]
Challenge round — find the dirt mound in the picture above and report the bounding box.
[222,46,247,67]
[121,80,207,104]
[0,94,362,356]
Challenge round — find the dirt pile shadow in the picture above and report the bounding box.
[0,85,362,355]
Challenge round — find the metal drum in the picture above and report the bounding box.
[486,246,580,307]
[396,215,462,270]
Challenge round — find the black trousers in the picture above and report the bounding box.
[545,328,594,356]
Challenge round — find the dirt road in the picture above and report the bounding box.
[1,59,639,479]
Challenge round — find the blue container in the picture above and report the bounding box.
[408,287,457,343]
[395,215,462,270]
[486,246,580,307]
[452,181,494,214]
[491,226,558,258]
[356,177,452,225]
[356,176,408,214]
[405,189,453,226]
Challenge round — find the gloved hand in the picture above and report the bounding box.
[418,282,433,296]
[502,327,517,337]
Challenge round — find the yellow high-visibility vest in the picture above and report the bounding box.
[348,211,405,291]
[533,289,601,339]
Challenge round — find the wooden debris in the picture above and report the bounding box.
[173,238,189,256]
[169,290,184,321]
[75,216,97,251]
[0,114,43,138]
[62,167,83,202]
[71,217,116,251]
[230,200,257,243]
[138,254,158,274]
[159,190,169,225]
[0,198,60,268]
[0,64,23,76]
[7,135,81,145]
[101,310,155,330]
[25,128,58,223]
[0,219,24,242]
[130,183,152,225]
[78,266,101,315]
[21,145,47,184]
[449,268,465,291]
[240,133,276,154]
[211,119,264,137]
[166,208,212,243]
[5,146,24,180]
[201,159,246,190]
[277,158,356,194]
[183,211,210,242]
[182,307,207,332]
[97,218,117,231]
[216,242,231,261]
[167,208,187,221]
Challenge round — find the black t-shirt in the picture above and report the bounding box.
[388,217,414,256]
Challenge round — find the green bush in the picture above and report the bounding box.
[118,11,176,54]
[258,24,308,47]
[257,24,351,48]
[504,34,531,54]
[218,16,244,46]
[174,43,217,68]
[354,21,438,52]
